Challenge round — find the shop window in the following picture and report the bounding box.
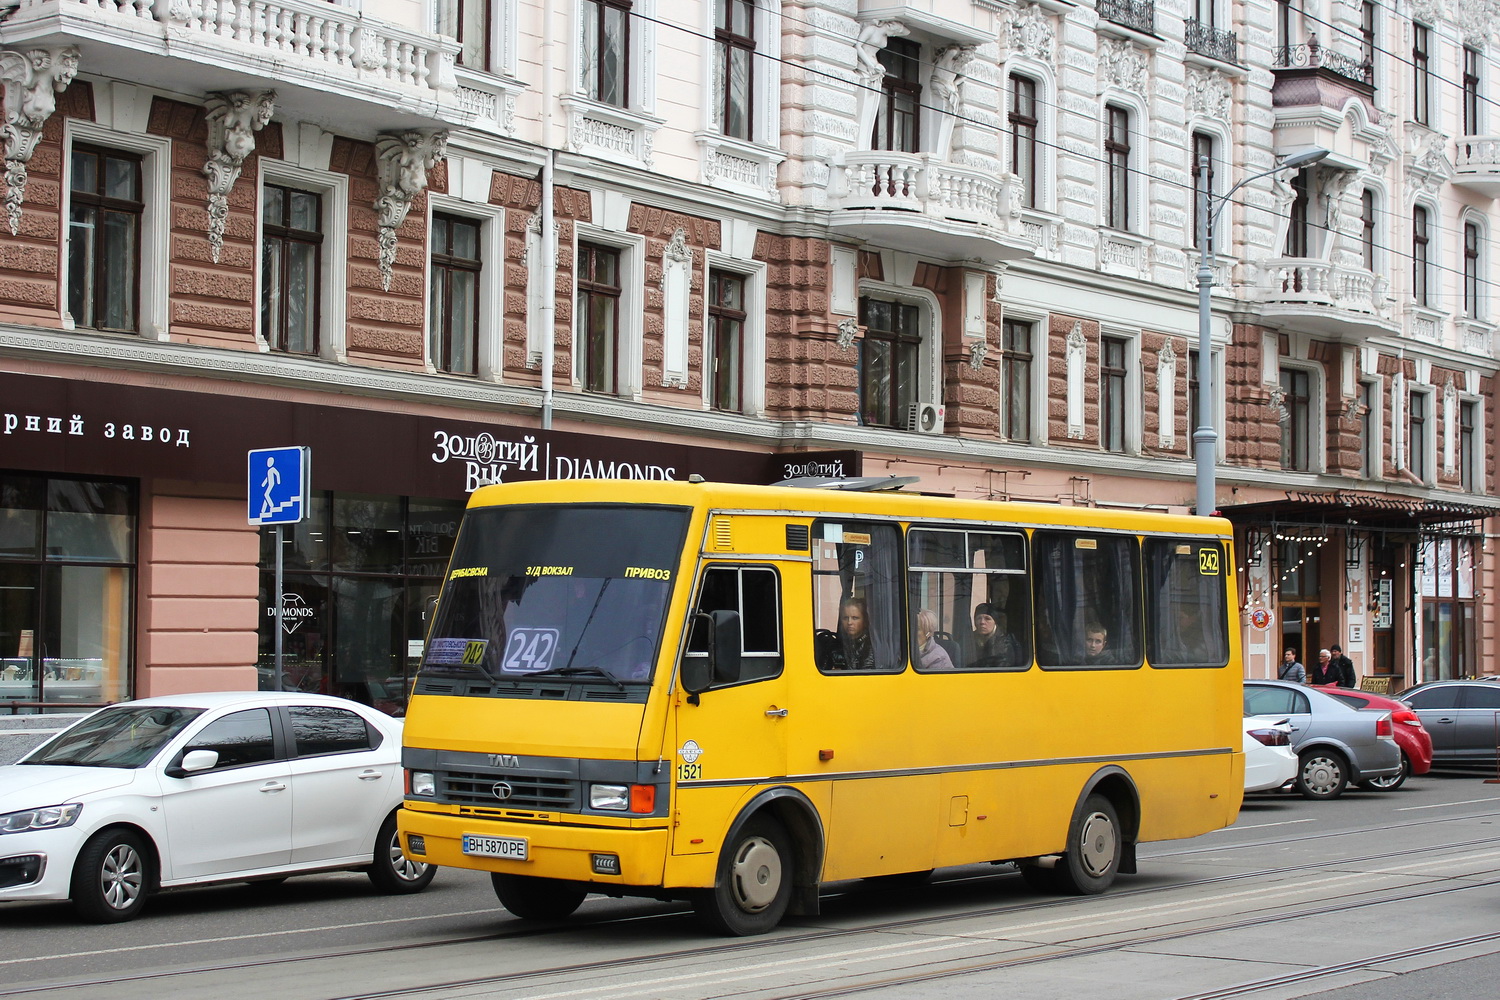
[812,520,903,673]
[1144,538,1229,667]
[258,493,462,714]
[1032,530,1142,668]
[907,527,1031,671]
[68,146,142,334]
[0,474,135,712]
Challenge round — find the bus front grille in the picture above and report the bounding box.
[440,770,579,810]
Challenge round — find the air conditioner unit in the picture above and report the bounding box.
[905,401,946,435]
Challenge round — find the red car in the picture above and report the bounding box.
[1315,686,1433,790]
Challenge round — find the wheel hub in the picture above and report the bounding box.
[730,836,783,911]
[1077,811,1117,878]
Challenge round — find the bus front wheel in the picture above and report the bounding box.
[491,874,587,921]
[1055,793,1121,895]
[694,817,792,936]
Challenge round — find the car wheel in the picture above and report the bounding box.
[1053,794,1122,895]
[693,817,793,936]
[1296,749,1349,799]
[366,812,436,894]
[71,829,152,923]
[491,874,588,921]
[1358,753,1410,792]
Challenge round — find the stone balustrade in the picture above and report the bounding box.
[830,151,1019,231]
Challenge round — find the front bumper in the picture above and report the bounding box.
[0,826,87,902]
[399,808,671,887]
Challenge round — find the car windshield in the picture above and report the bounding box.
[22,705,205,768]
[417,503,689,698]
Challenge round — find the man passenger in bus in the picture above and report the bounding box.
[971,603,1020,667]
[914,609,954,670]
[1083,622,1112,664]
[838,597,877,670]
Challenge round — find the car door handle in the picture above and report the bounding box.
[766,707,788,718]
[1435,717,1456,724]
[260,781,287,792]
[357,769,383,780]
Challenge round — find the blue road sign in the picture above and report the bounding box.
[248,447,310,526]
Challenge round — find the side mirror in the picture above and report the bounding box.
[180,749,219,774]
[680,610,743,696]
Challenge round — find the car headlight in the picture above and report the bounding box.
[0,803,82,834]
[590,784,630,811]
[408,771,435,797]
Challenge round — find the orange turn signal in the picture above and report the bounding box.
[818,749,835,761]
[630,784,656,813]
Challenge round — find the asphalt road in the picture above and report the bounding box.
[3,772,1499,1000]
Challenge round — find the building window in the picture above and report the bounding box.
[1409,389,1429,482]
[1100,336,1128,453]
[708,270,745,412]
[1413,205,1430,306]
[1191,132,1215,250]
[68,146,142,333]
[434,0,488,70]
[858,296,921,429]
[0,474,136,710]
[261,184,322,356]
[873,38,922,153]
[1464,46,1482,135]
[429,214,482,376]
[1009,75,1038,210]
[714,0,755,140]
[1105,105,1131,230]
[1286,169,1310,257]
[1413,24,1431,125]
[583,0,631,107]
[1358,379,1377,479]
[1360,189,1376,271]
[1360,1,1376,69]
[577,243,622,393]
[1188,349,1202,458]
[1464,221,1481,317]
[1460,400,1477,492]
[1276,0,1299,48]
[1280,367,1312,472]
[1000,319,1032,443]
[257,493,462,714]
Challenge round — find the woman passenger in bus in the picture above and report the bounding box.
[913,609,954,670]
[971,603,1021,668]
[837,598,877,670]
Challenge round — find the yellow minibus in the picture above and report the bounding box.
[399,478,1244,934]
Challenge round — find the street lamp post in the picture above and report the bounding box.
[1194,147,1330,517]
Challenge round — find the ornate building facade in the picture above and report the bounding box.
[1,0,1495,708]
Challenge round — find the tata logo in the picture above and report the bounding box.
[488,754,520,768]
[491,781,514,801]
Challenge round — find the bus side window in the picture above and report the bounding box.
[1145,539,1229,667]
[1032,530,1142,668]
[812,520,904,674]
[688,566,783,685]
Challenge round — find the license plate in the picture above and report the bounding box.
[462,834,528,860]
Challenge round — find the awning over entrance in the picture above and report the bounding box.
[1219,490,1500,536]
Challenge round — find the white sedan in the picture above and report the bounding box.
[1243,715,1298,793]
[0,692,434,922]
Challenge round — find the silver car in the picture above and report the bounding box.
[1243,681,1402,799]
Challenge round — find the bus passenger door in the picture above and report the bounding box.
[671,563,789,857]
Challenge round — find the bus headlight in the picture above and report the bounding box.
[590,784,629,810]
[408,771,436,797]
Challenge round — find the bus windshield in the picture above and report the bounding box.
[417,504,689,697]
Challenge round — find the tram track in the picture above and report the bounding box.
[8,826,1500,999]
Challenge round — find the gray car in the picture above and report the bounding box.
[1243,680,1402,799]
[1398,681,1500,768]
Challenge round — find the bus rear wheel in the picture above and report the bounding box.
[1055,794,1121,895]
[491,874,587,921]
[694,817,792,936]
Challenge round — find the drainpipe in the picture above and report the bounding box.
[539,4,557,431]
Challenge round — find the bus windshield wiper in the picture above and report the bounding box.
[532,665,626,691]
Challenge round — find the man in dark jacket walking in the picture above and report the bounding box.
[1329,644,1356,688]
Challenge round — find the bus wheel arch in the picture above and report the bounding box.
[1067,768,1141,887]
[696,788,824,935]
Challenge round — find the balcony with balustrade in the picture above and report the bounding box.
[1184,18,1240,67]
[0,0,479,134]
[1271,37,1376,120]
[1254,258,1399,339]
[825,152,1036,263]
[1097,0,1157,38]
[1453,137,1500,197]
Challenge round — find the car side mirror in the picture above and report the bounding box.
[168,749,220,778]
[680,610,742,699]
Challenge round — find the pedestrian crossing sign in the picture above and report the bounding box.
[248,446,310,526]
